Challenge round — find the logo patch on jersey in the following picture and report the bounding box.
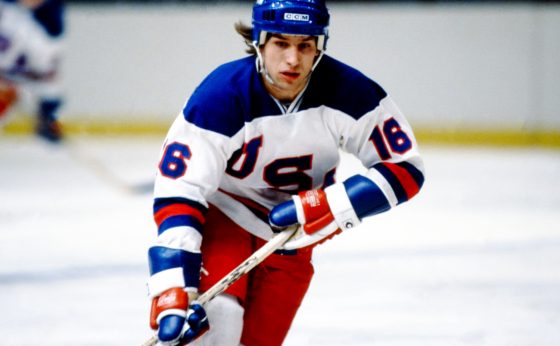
[284,13,310,22]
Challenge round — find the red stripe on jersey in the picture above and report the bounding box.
[154,203,206,227]
[383,162,420,200]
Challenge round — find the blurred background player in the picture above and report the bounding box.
[147,0,425,345]
[0,0,65,142]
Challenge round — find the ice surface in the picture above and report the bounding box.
[1,136,559,346]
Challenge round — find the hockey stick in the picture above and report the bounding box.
[141,226,298,346]
[63,137,154,195]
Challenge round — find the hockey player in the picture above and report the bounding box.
[147,0,425,345]
[0,0,65,142]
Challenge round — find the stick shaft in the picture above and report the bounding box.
[141,227,297,346]
[198,227,295,304]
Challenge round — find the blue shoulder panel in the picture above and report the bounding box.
[182,56,280,138]
[182,55,387,137]
[33,0,65,38]
[302,55,387,119]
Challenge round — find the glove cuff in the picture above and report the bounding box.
[148,267,185,299]
[291,194,306,224]
[325,182,361,230]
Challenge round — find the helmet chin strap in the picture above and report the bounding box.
[311,50,325,71]
[253,41,275,85]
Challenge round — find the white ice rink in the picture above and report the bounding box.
[1,135,559,346]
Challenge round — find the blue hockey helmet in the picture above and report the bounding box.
[252,0,330,51]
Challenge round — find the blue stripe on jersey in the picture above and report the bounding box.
[372,163,408,205]
[396,161,425,190]
[219,189,271,224]
[181,55,387,137]
[158,215,203,235]
[244,204,270,224]
[343,174,391,218]
[182,56,278,137]
[153,197,207,215]
[148,246,202,288]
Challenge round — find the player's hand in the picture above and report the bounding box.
[269,176,381,249]
[180,302,209,344]
[269,189,344,249]
[150,289,209,345]
[150,287,188,345]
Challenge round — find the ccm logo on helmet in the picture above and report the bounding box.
[284,13,310,21]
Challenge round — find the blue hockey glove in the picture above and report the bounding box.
[149,287,188,344]
[269,174,391,249]
[149,289,209,345]
[148,245,208,345]
[181,303,210,344]
[269,188,344,249]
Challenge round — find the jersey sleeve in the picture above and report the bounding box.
[149,108,241,295]
[154,114,234,234]
[340,94,425,218]
[147,60,251,295]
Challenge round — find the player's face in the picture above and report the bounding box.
[260,34,319,102]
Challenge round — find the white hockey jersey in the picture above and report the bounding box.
[0,2,60,79]
[152,55,424,284]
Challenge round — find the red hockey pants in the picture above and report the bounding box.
[199,206,314,346]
